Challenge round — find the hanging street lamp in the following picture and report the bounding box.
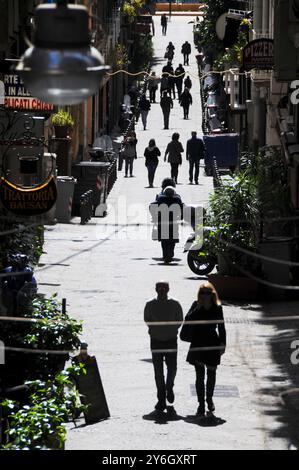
[15,0,110,106]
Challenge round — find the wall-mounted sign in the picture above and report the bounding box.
[0,176,57,216]
[3,74,54,111]
[243,38,274,70]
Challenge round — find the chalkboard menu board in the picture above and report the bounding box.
[75,357,110,425]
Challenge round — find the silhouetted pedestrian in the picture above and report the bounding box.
[180,282,226,417]
[148,72,160,103]
[174,64,185,99]
[164,133,184,183]
[144,281,183,412]
[160,91,173,130]
[181,41,191,65]
[139,94,151,130]
[184,76,192,90]
[160,73,170,97]
[162,61,175,98]
[122,132,137,177]
[186,131,204,184]
[161,14,168,35]
[144,139,161,187]
[165,42,175,61]
[150,186,184,263]
[179,87,193,119]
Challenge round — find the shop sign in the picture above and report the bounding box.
[0,176,57,216]
[243,38,274,70]
[3,74,54,111]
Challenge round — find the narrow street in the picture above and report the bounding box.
[35,16,293,450]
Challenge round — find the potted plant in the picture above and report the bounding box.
[51,109,74,138]
[200,172,261,300]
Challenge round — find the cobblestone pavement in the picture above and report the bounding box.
[35,16,297,450]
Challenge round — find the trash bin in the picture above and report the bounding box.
[259,237,295,299]
[56,176,77,223]
[72,162,110,217]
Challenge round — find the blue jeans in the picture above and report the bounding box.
[147,162,158,185]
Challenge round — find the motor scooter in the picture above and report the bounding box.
[184,228,217,275]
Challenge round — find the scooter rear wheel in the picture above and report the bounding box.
[187,251,216,275]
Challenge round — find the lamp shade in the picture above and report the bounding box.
[15,3,110,105]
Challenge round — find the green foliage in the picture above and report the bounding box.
[131,34,153,71]
[1,364,87,450]
[197,146,292,275]
[2,295,82,384]
[195,0,231,55]
[0,223,44,269]
[123,0,145,22]
[214,31,248,71]
[51,109,74,127]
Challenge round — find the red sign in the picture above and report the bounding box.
[4,74,54,111]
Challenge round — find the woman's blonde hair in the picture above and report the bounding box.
[197,282,221,306]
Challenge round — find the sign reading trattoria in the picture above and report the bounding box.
[3,74,54,111]
[0,176,57,216]
[242,38,274,71]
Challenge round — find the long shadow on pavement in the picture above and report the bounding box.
[256,301,299,449]
[143,406,184,425]
[184,413,226,428]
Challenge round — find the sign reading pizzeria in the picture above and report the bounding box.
[3,74,54,111]
[242,38,274,71]
[0,176,57,216]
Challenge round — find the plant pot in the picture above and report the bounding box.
[208,273,258,301]
[54,125,69,138]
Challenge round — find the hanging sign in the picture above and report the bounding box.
[243,38,274,70]
[3,74,54,111]
[0,176,57,216]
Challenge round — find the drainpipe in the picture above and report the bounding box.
[252,0,263,152]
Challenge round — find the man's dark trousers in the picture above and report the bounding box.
[163,109,170,129]
[189,158,200,183]
[151,338,177,404]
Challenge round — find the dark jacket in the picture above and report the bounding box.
[186,137,204,161]
[139,98,151,111]
[180,302,226,367]
[181,42,191,54]
[160,95,173,112]
[175,66,185,84]
[179,90,193,107]
[165,140,184,164]
[150,193,184,242]
[144,146,161,166]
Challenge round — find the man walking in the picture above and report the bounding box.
[161,13,168,36]
[181,41,191,66]
[144,281,183,412]
[160,91,173,130]
[186,131,204,184]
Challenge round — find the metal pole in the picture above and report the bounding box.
[62,298,66,314]
[169,0,172,20]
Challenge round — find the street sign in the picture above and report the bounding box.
[3,74,54,111]
[243,38,274,71]
[0,176,57,216]
[74,356,110,425]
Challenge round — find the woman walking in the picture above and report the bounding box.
[180,282,226,417]
[164,133,184,184]
[144,139,161,187]
[139,94,151,130]
[179,87,193,119]
[122,132,138,177]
